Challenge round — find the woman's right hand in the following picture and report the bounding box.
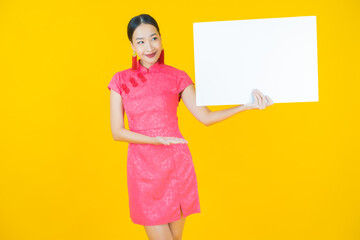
[154,136,188,145]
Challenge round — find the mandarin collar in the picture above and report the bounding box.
[136,59,162,73]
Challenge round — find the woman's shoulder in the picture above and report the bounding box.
[114,67,132,75]
[111,68,133,81]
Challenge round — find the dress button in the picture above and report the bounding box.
[121,84,130,94]
[137,73,147,83]
[129,77,138,87]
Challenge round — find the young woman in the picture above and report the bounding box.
[108,14,274,240]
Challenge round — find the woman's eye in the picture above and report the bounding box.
[137,38,156,44]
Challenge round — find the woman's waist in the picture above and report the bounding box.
[130,124,183,137]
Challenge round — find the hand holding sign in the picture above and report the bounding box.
[244,89,274,110]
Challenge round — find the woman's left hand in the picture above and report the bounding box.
[244,89,274,110]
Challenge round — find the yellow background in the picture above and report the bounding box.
[1,0,359,239]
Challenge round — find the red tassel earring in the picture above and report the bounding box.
[158,49,164,64]
[132,51,137,70]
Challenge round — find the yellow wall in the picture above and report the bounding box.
[1,0,359,239]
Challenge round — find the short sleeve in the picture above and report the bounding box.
[107,72,122,95]
[177,71,194,95]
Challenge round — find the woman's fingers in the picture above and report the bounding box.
[253,89,263,109]
[255,89,264,108]
[163,137,188,144]
[155,136,187,145]
[172,138,187,144]
[257,89,268,109]
[265,95,274,105]
[252,89,275,109]
[252,89,260,108]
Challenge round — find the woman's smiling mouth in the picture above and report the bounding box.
[145,52,156,58]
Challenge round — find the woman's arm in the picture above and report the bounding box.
[109,90,187,145]
[181,85,274,127]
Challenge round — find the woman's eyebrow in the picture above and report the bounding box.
[136,33,157,40]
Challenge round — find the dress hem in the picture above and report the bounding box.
[131,210,201,226]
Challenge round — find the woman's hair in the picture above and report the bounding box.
[127,14,161,43]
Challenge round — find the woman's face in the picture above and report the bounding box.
[131,23,163,69]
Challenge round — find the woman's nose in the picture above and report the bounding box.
[146,42,154,51]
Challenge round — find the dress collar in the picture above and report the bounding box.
[136,59,162,73]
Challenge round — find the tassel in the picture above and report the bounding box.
[132,51,137,70]
[158,49,164,64]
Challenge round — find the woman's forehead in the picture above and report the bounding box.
[134,24,158,37]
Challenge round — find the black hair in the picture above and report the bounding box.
[127,14,161,43]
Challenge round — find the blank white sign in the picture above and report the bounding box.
[193,16,319,106]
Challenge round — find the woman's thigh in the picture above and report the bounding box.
[168,212,186,240]
[143,224,173,240]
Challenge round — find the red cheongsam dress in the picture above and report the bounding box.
[107,59,201,226]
